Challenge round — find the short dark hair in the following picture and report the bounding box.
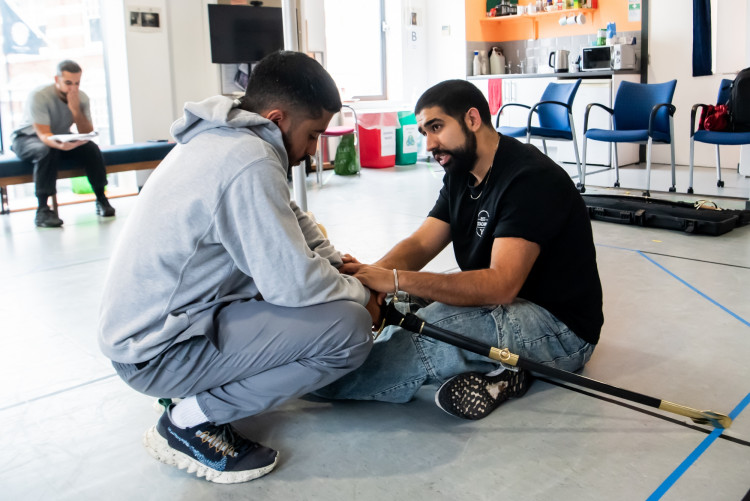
[57,60,82,75]
[415,79,493,127]
[238,51,342,119]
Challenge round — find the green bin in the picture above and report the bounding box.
[396,111,418,165]
[71,176,94,194]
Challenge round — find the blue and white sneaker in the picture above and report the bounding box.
[143,405,279,484]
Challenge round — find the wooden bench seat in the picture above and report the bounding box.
[0,141,176,214]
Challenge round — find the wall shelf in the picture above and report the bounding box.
[479,8,595,39]
[480,8,595,23]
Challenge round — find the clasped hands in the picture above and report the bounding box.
[340,254,395,329]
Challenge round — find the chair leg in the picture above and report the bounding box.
[580,136,587,193]
[569,112,582,188]
[613,143,620,188]
[715,145,724,187]
[542,140,548,156]
[0,186,9,215]
[354,127,361,177]
[572,136,582,187]
[669,120,676,192]
[688,137,695,194]
[644,138,653,197]
[315,137,324,185]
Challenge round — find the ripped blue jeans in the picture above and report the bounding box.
[315,298,594,403]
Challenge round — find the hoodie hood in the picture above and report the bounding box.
[170,95,287,165]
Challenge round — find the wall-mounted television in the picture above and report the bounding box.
[208,5,284,64]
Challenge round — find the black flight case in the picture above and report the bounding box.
[581,194,750,236]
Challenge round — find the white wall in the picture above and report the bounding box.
[299,0,464,108]
[123,0,174,142]
[103,0,221,144]
[424,1,466,90]
[299,0,325,53]
[649,0,748,168]
[384,0,465,106]
[167,0,221,116]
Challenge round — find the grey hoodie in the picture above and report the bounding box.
[98,96,368,363]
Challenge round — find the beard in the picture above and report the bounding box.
[434,123,477,176]
[280,131,304,168]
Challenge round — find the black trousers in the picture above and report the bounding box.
[11,134,108,198]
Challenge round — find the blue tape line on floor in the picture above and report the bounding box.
[636,251,750,328]
[596,244,750,498]
[596,244,750,328]
[646,392,750,501]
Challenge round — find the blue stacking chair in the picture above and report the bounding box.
[581,80,677,197]
[688,79,750,193]
[495,80,583,186]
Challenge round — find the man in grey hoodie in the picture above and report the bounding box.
[98,51,380,484]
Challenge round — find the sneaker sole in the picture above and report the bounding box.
[143,425,278,484]
[435,378,495,420]
[434,371,531,420]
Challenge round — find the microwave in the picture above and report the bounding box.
[612,44,637,70]
[581,46,611,71]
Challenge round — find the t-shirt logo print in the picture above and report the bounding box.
[476,210,490,237]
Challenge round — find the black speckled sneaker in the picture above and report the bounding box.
[34,207,63,227]
[143,405,278,484]
[435,369,532,420]
[95,199,115,217]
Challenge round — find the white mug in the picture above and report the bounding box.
[517,5,525,15]
[558,16,566,25]
[566,15,576,25]
[527,3,537,13]
[576,13,586,24]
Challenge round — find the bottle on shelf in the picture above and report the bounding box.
[490,47,506,74]
[480,50,489,75]
[472,51,481,76]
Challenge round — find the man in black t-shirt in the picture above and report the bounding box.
[316,79,603,420]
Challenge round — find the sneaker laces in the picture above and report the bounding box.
[196,423,256,458]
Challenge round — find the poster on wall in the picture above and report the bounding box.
[407,8,422,50]
[628,0,641,22]
[128,7,162,32]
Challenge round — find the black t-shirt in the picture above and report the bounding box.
[428,133,603,344]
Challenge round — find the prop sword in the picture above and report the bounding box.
[379,301,732,429]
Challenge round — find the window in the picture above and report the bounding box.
[322,0,386,100]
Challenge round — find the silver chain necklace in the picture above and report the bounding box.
[468,138,500,200]
[469,163,493,200]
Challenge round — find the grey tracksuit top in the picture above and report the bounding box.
[98,96,368,364]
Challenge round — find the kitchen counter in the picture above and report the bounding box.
[467,70,641,80]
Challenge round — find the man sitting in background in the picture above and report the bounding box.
[11,59,115,227]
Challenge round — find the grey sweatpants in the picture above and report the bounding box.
[112,299,373,424]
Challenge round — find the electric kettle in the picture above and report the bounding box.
[548,49,570,73]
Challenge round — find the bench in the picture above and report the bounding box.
[0,141,176,214]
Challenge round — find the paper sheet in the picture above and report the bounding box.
[48,131,98,143]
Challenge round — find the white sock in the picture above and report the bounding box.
[486,364,517,377]
[169,396,209,428]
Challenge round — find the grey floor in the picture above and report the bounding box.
[2,159,749,500]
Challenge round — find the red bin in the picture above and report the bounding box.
[357,112,399,168]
